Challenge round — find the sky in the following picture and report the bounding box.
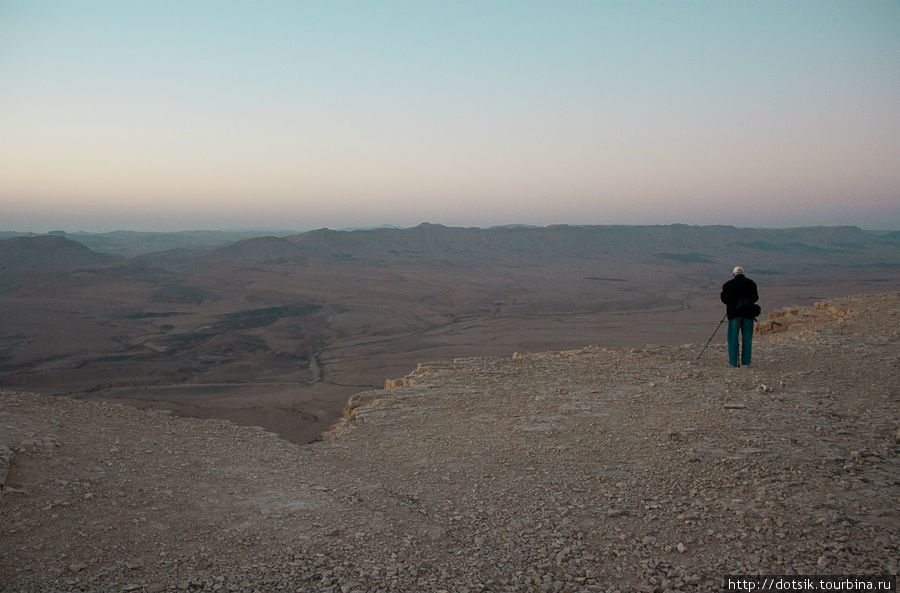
[1,1,899,233]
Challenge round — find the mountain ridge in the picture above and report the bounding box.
[0,235,119,272]
[2,224,897,263]
[274,223,898,266]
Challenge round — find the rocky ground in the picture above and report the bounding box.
[1,293,897,593]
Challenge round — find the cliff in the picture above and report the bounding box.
[1,293,898,592]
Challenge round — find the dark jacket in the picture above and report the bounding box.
[721,274,759,320]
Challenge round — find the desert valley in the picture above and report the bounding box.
[1,224,898,444]
[1,284,897,592]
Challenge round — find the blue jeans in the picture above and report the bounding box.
[727,317,754,367]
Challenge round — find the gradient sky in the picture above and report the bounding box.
[2,1,899,232]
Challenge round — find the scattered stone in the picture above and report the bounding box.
[1,293,897,592]
[0,444,11,488]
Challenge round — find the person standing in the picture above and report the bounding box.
[720,266,759,367]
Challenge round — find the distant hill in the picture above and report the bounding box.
[3,224,898,265]
[63,230,305,257]
[0,230,299,257]
[2,225,897,275]
[229,223,900,269]
[206,236,309,265]
[0,235,118,272]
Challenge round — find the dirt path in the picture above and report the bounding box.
[1,293,897,592]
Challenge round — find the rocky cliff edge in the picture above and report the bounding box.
[1,293,898,593]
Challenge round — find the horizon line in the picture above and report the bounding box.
[2,221,899,236]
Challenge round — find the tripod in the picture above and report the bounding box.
[697,314,728,360]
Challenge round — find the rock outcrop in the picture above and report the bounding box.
[1,293,897,593]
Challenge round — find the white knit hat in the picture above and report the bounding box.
[733,266,744,275]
